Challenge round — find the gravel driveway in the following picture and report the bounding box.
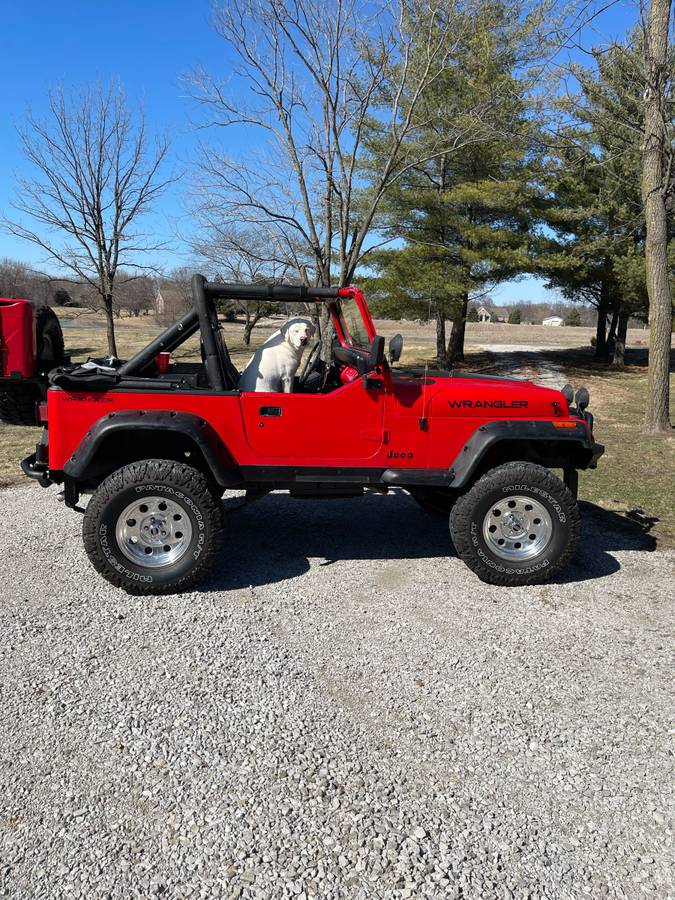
[0,483,673,899]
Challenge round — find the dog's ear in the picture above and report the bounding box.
[280,321,290,338]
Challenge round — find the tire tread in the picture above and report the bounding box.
[83,459,224,595]
[449,461,580,586]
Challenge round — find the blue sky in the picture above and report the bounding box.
[0,0,641,304]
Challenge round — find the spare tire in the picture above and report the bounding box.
[35,305,65,364]
[0,305,63,425]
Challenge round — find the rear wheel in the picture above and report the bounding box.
[83,459,224,595]
[449,462,580,586]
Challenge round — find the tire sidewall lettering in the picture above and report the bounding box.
[99,483,209,584]
[500,484,566,523]
[454,467,578,582]
[99,522,154,583]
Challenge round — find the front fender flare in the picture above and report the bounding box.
[448,419,602,488]
[62,410,239,487]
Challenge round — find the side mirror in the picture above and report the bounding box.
[369,335,385,369]
[389,333,403,363]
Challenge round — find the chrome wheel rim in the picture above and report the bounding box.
[482,495,553,562]
[115,496,193,568]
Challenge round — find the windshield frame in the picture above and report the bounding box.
[332,289,376,350]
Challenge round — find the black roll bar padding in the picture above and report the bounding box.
[204,281,341,301]
[191,273,226,391]
[117,308,200,377]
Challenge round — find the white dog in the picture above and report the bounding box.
[238,317,317,393]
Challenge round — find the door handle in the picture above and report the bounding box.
[259,406,282,417]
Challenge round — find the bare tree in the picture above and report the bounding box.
[641,0,673,432]
[187,0,492,352]
[0,258,49,303]
[193,227,288,344]
[114,273,155,317]
[4,84,172,356]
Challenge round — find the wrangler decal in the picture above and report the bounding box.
[447,399,528,409]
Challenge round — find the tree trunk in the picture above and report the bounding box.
[319,305,334,362]
[642,0,673,432]
[595,281,610,358]
[103,295,118,357]
[447,293,469,365]
[611,309,629,370]
[436,310,447,367]
[606,303,620,356]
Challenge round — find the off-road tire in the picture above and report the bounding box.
[449,462,580,586]
[83,459,224,595]
[35,305,65,363]
[409,487,457,516]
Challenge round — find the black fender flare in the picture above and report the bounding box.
[448,419,602,488]
[62,410,240,488]
[382,419,603,489]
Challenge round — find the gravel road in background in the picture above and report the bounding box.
[0,484,673,899]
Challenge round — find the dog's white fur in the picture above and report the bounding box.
[238,317,317,393]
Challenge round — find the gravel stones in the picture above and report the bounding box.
[0,484,673,898]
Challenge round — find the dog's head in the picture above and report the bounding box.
[281,317,316,351]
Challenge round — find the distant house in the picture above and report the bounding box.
[543,315,564,327]
[155,283,191,324]
[476,305,509,323]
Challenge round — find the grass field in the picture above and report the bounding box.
[1,309,673,544]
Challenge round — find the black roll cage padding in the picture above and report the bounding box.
[191,274,227,391]
[204,282,340,301]
[115,274,341,386]
[117,308,200,377]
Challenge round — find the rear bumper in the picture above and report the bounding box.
[21,453,52,488]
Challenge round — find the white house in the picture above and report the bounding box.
[476,305,492,322]
[542,315,564,327]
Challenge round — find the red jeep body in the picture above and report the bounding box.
[41,286,597,490]
[1,277,603,592]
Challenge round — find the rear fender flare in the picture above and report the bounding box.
[62,410,239,488]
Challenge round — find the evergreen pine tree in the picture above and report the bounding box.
[363,0,547,366]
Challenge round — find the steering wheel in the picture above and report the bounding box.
[298,340,323,386]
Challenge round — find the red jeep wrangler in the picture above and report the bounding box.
[0,277,603,594]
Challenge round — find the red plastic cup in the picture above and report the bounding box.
[156,352,171,374]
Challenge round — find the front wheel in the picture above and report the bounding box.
[83,460,224,595]
[449,462,580,586]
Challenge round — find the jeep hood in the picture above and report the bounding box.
[391,371,568,419]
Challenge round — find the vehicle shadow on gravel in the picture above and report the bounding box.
[199,492,656,592]
[556,501,657,584]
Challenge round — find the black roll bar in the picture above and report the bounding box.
[204,282,340,301]
[191,274,226,391]
[116,275,341,382]
[118,308,200,377]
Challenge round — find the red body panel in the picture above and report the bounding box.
[47,371,570,473]
[0,298,35,378]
